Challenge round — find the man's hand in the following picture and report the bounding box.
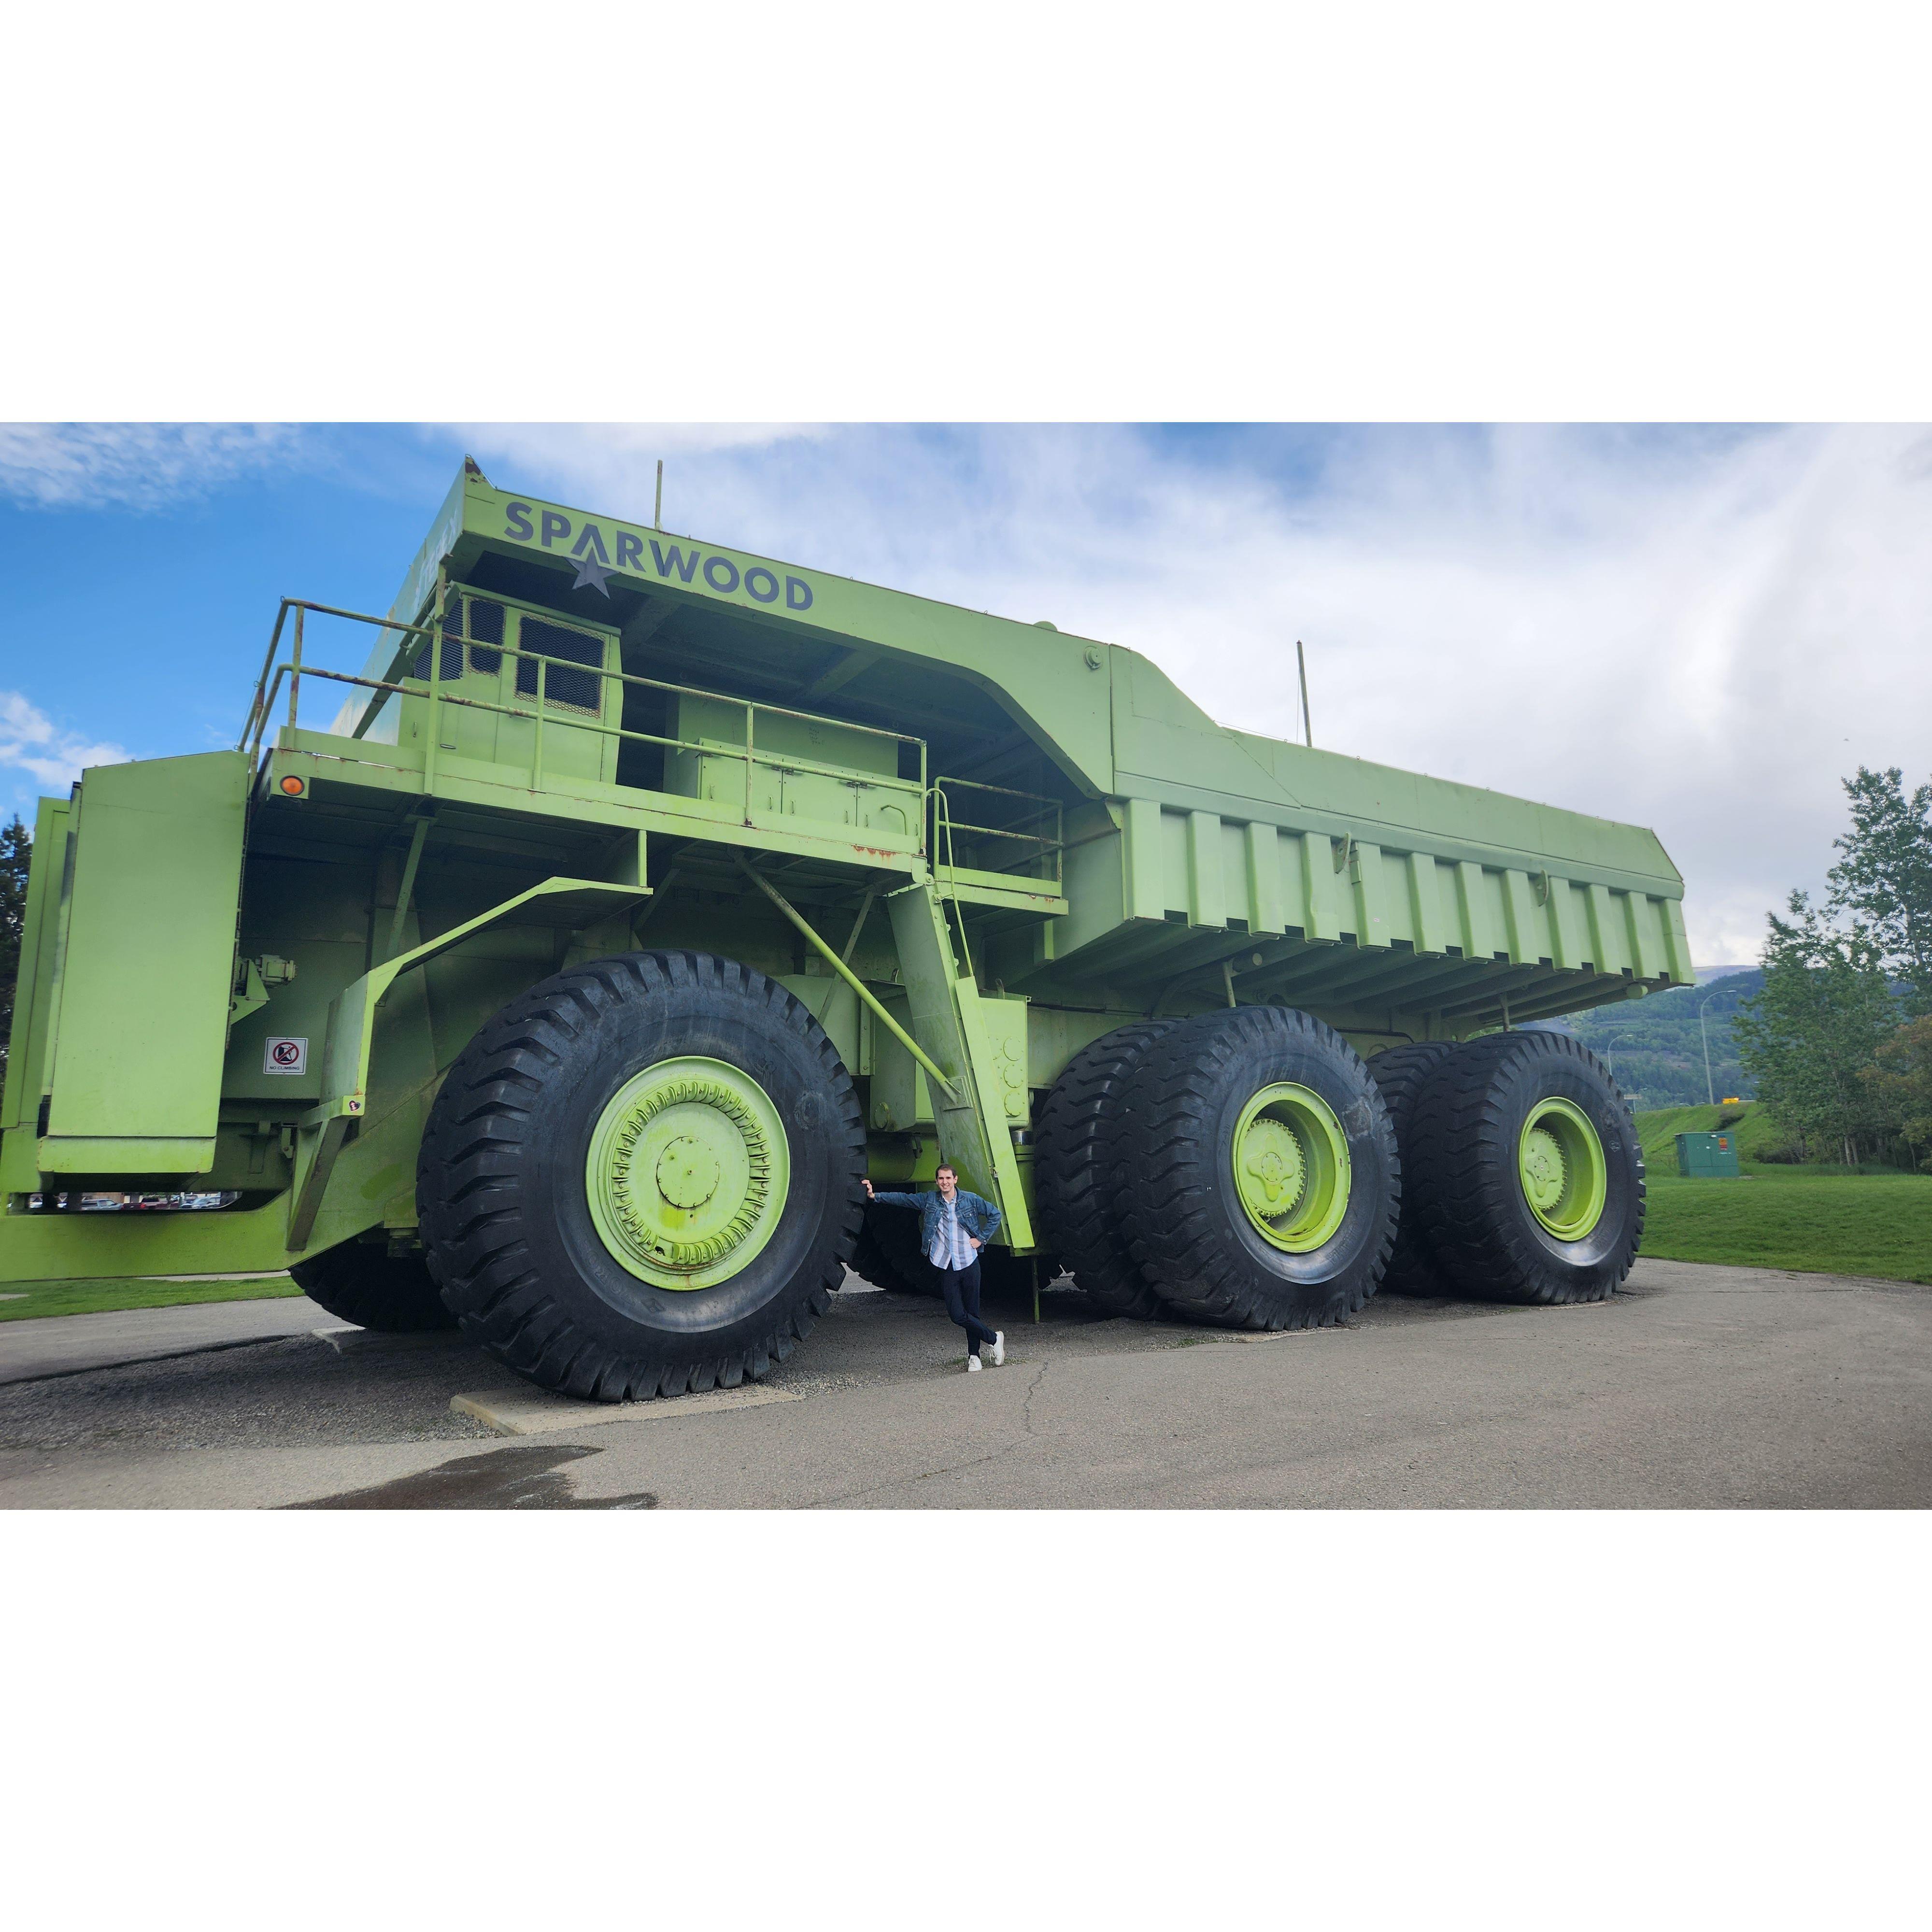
[968,1236,982,1250]
[861,1178,875,1200]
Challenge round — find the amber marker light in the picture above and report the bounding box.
[279,775,306,795]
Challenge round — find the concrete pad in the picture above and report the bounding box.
[452,1382,805,1435]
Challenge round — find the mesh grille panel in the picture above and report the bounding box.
[467,597,504,674]
[413,600,466,682]
[517,618,604,712]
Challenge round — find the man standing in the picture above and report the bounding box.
[862,1165,1006,1371]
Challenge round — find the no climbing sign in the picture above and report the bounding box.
[264,1037,308,1076]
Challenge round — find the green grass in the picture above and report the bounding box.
[1640,1173,1932,1283]
[1634,1100,1788,1167]
[1636,1100,1915,1176]
[1630,1101,1932,1281]
[0,1274,301,1322]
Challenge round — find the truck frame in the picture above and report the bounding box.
[0,459,1675,1394]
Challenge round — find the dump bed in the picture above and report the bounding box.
[325,462,1688,1037]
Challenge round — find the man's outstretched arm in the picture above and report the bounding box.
[862,1180,925,1210]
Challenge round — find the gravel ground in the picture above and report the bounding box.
[0,1273,1493,1455]
[0,1327,508,1453]
[1,1259,1923,1508]
[0,1267,1527,1460]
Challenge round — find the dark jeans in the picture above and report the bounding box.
[933,1258,997,1356]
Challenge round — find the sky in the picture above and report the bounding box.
[2,421,1928,968]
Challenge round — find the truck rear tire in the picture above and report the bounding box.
[1035,1020,1179,1319]
[417,950,865,1400]
[290,1239,457,1332]
[1118,1006,1399,1329]
[852,1199,936,1294]
[1366,1042,1459,1296]
[976,1245,1059,1303]
[1408,1030,1644,1304]
[847,1212,900,1291]
[851,1202,1050,1302]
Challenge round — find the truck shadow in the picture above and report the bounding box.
[289,1441,657,1510]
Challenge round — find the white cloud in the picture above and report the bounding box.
[445,424,827,530]
[1101,425,1932,971]
[460,423,1932,969]
[0,691,128,795]
[0,423,302,509]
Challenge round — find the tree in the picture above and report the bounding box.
[1827,766,1932,1016]
[1864,1015,1932,1171]
[0,814,30,1074]
[1732,892,1900,1166]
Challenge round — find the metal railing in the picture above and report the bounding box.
[240,597,928,840]
[930,776,1064,897]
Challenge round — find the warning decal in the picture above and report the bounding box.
[264,1037,309,1076]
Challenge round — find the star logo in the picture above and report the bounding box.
[571,552,613,597]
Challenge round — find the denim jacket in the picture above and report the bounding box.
[868,1186,1004,1256]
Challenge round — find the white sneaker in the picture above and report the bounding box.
[966,1355,983,1373]
[988,1332,1006,1366]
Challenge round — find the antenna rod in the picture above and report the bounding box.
[1296,639,1313,748]
[654,459,664,530]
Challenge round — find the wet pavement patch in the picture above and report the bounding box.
[290,1442,658,1510]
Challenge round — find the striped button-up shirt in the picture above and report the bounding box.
[927,1193,977,1270]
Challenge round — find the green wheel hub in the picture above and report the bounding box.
[585,1056,791,1289]
[1517,1096,1608,1242]
[1232,1082,1352,1253]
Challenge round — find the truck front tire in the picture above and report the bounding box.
[417,950,864,1400]
[1118,1006,1400,1329]
[1408,1030,1644,1304]
[290,1239,457,1332]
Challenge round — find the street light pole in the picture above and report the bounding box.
[1696,986,1725,1107]
[1582,1009,1649,1090]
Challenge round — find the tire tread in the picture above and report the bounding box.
[1366,1042,1459,1296]
[1034,1020,1179,1319]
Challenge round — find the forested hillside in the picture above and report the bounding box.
[1533,968,1761,1109]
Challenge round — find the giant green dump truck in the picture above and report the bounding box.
[0,460,1678,1396]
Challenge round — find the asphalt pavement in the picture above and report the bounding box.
[0,1260,1926,1507]
[0,1294,335,1385]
